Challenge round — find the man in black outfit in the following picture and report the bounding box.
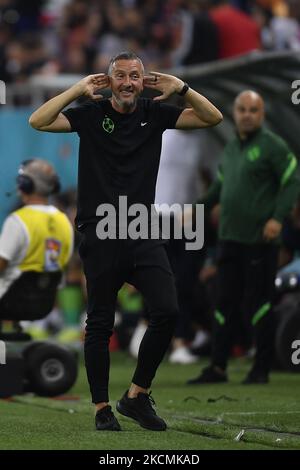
[29,52,222,431]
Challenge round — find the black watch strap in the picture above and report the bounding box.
[177,82,189,96]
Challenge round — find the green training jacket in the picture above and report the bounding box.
[198,128,299,244]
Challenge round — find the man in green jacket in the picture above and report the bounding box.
[188,90,299,384]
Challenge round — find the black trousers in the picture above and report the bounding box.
[212,240,278,373]
[166,236,205,340]
[78,225,179,403]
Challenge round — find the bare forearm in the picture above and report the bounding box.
[184,87,223,125]
[145,72,222,127]
[29,83,83,128]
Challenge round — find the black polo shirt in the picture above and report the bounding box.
[63,98,182,228]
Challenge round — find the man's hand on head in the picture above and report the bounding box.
[143,72,184,101]
[76,74,110,101]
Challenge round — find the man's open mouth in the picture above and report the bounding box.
[120,90,133,97]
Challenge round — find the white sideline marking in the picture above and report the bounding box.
[220,411,300,417]
[0,340,6,364]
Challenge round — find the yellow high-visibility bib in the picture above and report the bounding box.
[14,206,73,272]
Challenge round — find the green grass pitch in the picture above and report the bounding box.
[0,352,299,450]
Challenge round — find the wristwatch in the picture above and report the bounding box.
[177,82,189,96]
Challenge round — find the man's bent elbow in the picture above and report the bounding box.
[211,111,223,126]
[29,114,41,130]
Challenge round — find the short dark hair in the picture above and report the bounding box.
[108,51,144,75]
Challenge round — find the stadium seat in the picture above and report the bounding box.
[0,271,62,322]
[0,271,78,398]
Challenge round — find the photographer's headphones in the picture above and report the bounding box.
[17,159,61,196]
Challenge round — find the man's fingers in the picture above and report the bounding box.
[143,82,157,89]
[89,74,110,88]
[92,79,109,87]
[86,90,103,100]
[153,93,169,101]
[91,73,107,79]
[143,75,159,88]
[91,94,103,101]
[149,71,164,80]
[144,73,158,81]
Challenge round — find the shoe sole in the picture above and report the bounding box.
[116,401,166,431]
[96,425,121,431]
[95,421,121,431]
[95,417,121,431]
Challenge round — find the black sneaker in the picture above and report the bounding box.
[187,365,228,385]
[116,391,167,431]
[95,405,121,431]
[242,369,269,384]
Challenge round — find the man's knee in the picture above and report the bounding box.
[85,312,115,339]
[157,292,180,317]
[149,310,178,332]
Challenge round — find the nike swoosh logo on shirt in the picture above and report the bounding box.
[141,122,148,126]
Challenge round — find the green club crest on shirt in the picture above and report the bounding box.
[102,116,114,133]
[248,146,261,162]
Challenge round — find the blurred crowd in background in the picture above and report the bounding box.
[0,0,300,84]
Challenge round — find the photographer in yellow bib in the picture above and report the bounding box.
[0,159,73,302]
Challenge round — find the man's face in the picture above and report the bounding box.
[109,59,144,112]
[233,93,264,136]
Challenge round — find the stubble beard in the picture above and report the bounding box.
[113,91,138,113]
